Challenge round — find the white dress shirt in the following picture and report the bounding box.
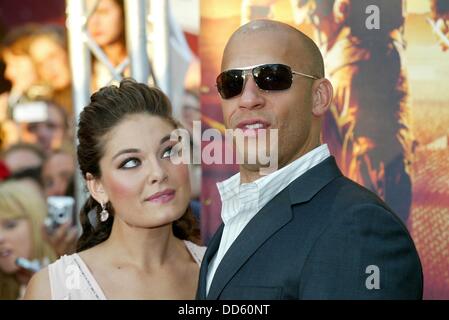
[206,144,331,295]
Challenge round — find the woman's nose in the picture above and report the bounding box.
[147,159,168,184]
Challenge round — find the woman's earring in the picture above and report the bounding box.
[100,202,109,222]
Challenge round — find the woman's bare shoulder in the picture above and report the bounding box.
[23,267,51,300]
[77,243,106,264]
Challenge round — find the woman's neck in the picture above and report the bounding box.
[102,218,183,272]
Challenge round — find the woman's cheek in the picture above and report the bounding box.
[105,172,140,201]
[14,220,33,260]
[172,164,190,189]
[174,164,191,204]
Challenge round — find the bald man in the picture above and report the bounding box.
[196,20,423,300]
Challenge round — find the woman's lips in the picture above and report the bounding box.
[146,189,176,204]
[0,249,12,258]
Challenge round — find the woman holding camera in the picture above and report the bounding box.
[24,79,205,299]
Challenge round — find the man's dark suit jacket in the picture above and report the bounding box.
[197,157,423,299]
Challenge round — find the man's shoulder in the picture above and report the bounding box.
[282,157,405,230]
[281,156,393,215]
[311,175,410,235]
[294,174,406,228]
[320,174,389,208]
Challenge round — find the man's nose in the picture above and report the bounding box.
[238,76,265,110]
[35,124,48,136]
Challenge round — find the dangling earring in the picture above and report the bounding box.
[100,202,109,222]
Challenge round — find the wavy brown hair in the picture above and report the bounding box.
[76,79,200,252]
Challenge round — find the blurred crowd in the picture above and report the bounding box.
[0,0,200,299]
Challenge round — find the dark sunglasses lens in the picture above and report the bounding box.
[254,64,293,90]
[217,70,244,99]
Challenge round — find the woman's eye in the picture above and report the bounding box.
[119,158,141,169]
[3,220,18,230]
[161,147,173,159]
[162,146,180,159]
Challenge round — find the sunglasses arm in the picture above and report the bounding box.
[291,71,320,80]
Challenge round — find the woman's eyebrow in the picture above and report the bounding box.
[160,134,174,145]
[112,148,140,160]
[111,134,174,160]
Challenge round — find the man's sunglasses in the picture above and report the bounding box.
[216,63,320,99]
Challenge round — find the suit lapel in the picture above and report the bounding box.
[206,189,293,299]
[287,156,343,205]
[196,224,223,299]
[204,156,343,300]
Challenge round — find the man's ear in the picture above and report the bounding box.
[311,78,333,117]
[85,173,109,205]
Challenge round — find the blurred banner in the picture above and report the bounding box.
[199,0,449,299]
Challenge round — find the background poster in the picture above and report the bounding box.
[199,0,449,299]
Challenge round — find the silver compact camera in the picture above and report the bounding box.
[44,196,75,234]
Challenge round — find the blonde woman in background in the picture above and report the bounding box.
[0,179,56,299]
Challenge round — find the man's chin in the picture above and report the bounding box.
[240,161,277,177]
[240,162,262,172]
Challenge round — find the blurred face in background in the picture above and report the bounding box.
[3,148,43,174]
[29,36,71,91]
[2,50,37,93]
[433,11,449,51]
[87,0,124,48]
[0,180,48,280]
[42,152,75,196]
[0,217,33,274]
[20,104,66,154]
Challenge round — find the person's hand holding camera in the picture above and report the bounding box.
[42,222,78,257]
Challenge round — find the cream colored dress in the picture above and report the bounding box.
[48,240,206,300]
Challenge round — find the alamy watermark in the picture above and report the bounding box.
[365,265,380,290]
[168,121,279,175]
[365,5,381,30]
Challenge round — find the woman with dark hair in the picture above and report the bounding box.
[87,0,129,92]
[24,79,205,299]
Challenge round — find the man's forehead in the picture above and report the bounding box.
[222,59,292,71]
[222,34,304,71]
[226,27,292,48]
[222,25,322,76]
